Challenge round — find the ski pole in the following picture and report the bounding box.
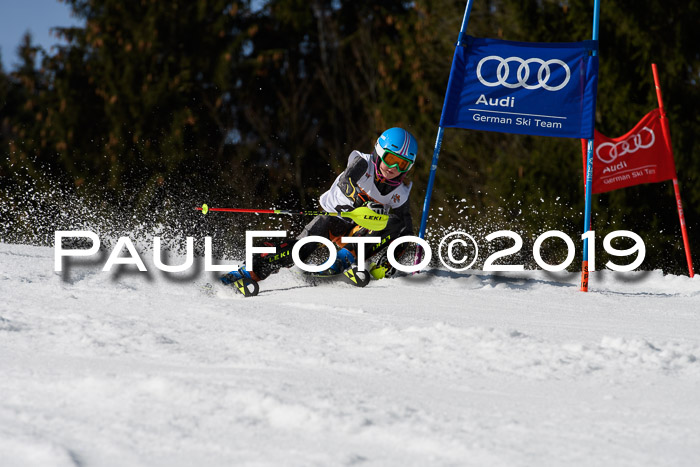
[195,204,389,231]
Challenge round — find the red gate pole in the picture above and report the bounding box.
[652,63,694,277]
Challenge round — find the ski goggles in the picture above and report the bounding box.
[375,145,414,172]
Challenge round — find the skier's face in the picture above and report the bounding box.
[379,160,402,179]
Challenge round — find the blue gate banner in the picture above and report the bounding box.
[440,36,599,139]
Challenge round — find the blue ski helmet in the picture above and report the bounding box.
[375,128,418,171]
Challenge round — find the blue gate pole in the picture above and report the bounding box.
[415,0,475,265]
[417,127,445,240]
[581,0,601,291]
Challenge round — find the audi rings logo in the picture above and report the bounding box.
[476,56,571,91]
[596,128,655,164]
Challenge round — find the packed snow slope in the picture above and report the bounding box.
[1,242,699,467]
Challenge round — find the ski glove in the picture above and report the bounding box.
[365,201,390,215]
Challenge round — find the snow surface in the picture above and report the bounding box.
[1,242,699,466]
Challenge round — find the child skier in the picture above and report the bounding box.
[221,127,418,289]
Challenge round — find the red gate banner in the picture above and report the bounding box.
[585,109,677,194]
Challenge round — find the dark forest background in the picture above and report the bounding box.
[1,0,698,273]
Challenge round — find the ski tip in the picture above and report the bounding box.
[201,204,209,215]
[344,267,371,287]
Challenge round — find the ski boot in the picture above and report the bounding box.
[320,248,356,276]
[318,248,371,287]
